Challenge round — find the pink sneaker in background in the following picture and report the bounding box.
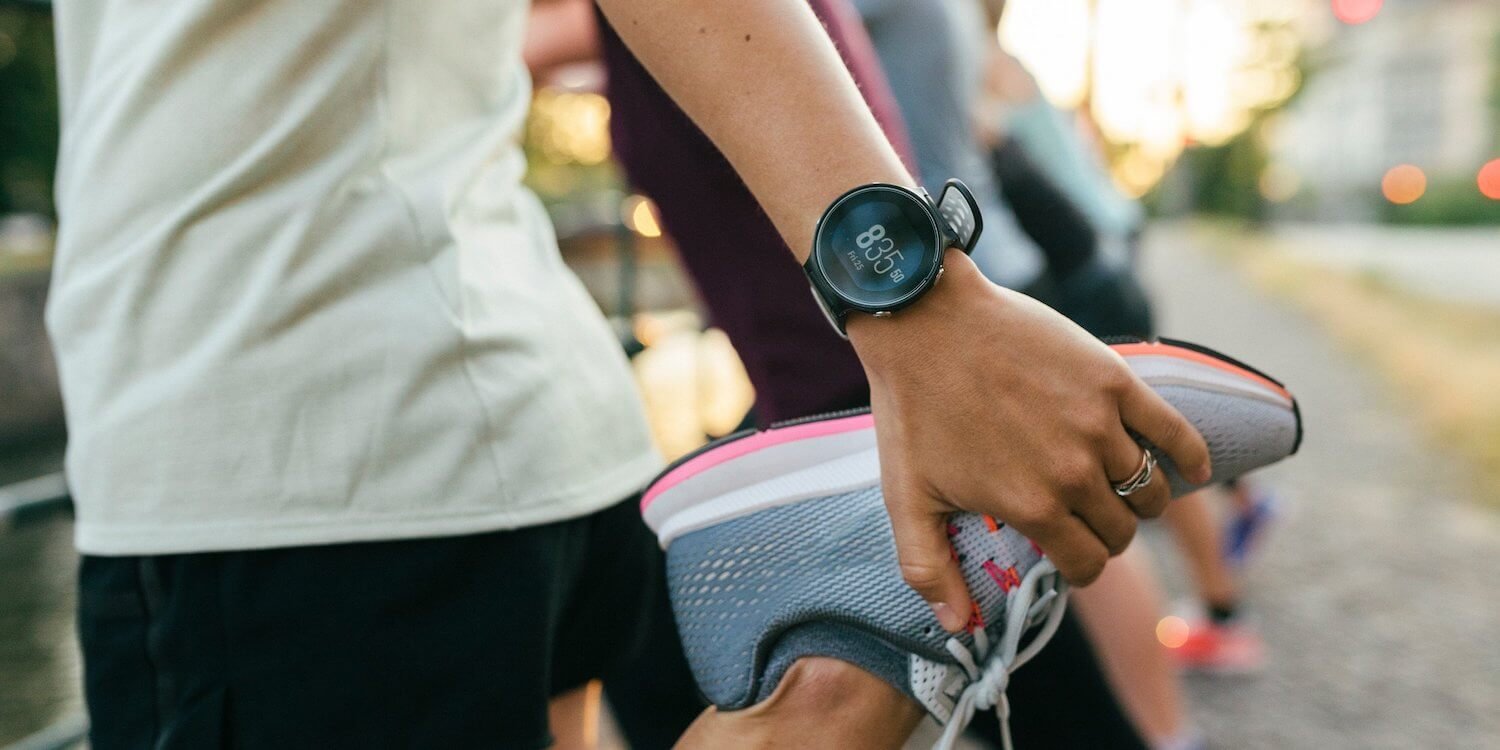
[1169,619,1267,675]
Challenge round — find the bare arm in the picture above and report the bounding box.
[595,0,908,258]
[598,0,1210,631]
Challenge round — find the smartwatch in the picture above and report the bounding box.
[803,179,983,337]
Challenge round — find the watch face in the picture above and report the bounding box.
[813,185,941,309]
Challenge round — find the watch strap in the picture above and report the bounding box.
[935,179,983,254]
[807,281,851,340]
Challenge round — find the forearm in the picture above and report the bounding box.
[595,0,913,261]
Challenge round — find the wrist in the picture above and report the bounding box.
[846,248,991,371]
[785,172,922,264]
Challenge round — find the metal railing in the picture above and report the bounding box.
[0,471,68,525]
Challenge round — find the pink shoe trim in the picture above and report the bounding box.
[641,413,875,511]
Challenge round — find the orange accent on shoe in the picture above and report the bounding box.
[983,560,1022,592]
[1111,342,1293,402]
[966,600,986,632]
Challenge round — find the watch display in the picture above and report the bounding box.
[812,185,941,309]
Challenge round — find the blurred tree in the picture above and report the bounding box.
[1140,16,1310,222]
[0,5,59,216]
[1167,122,1269,224]
[1490,28,1500,153]
[1379,179,1500,226]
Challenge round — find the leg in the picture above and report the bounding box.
[1070,544,1191,746]
[972,610,1150,750]
[597,0,901,424]
[549,682,602,750]
[676,657,923,750]
[1161,490,1266,673]
[602,548,706,750]
[1162,490,1238,610]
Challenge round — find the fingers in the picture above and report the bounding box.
[1118,376,1212,485]
[1102,430,1171,519]
[885,490,974,633]
[1071,488,1138,556]
[1026,512,1111,586]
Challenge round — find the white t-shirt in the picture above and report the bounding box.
[47,0,662,555]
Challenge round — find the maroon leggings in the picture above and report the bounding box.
[597,0,913,425]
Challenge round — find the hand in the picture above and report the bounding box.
[848,251,1211,633]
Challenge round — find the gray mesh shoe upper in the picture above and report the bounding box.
[667,490,1044,709]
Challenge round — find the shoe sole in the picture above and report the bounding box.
[642,339,1301,547]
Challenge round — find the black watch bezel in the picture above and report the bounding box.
[806,183,945,317]
[805,180,982,337]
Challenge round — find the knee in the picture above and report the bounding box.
[761,657,878,716]
[678,657,922,749]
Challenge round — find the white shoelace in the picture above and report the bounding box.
[932,559,1071,750]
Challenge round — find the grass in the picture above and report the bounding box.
[1195,223,1500,505]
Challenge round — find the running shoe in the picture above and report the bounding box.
[641,338,1301,750]
[1168,617,1267,675]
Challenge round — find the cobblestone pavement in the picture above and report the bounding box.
[1139,225,1500,749]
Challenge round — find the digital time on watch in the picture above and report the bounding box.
[803,179,983,337]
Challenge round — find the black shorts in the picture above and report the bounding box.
[77,496,659,750]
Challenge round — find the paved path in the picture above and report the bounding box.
[1140,225,1500,749]
[1264,223,1500,310]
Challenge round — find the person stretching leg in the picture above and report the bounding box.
[56,0,1208,746]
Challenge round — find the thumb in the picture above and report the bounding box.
[886,492,974,634]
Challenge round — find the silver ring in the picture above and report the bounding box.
[1113,449,1157,497]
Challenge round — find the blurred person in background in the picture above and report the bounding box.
[48,0,1208,748]
[979,21,1271,677]
[845,0,1048,301]
[862,1,1200,746]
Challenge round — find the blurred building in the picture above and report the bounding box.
[1274,0,1500,219]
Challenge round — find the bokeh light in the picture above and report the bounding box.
[1157,616,1191,649]
[622,195,663,238]
[1478,159,1500,201]
[999,0,1092,108]
[1003,0,1303,193]
[1259,163,1302,203]
[527,90,612,166]
[1181,0,1246,145]
[1331,0,1383,26]
[1381,165,1427,205]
